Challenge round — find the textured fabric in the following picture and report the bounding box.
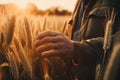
[73,37,103,65]
[73,38,103,80]
[70,0,120,80]
[102,31,120,80]
[73,1,84,41]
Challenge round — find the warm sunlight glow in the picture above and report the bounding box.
[0,0,77,11]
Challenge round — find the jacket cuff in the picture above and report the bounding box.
[72,41,87,66]
[72,38,103,66]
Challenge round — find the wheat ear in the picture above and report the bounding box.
[5,16,15,46]
[14,37,33,79]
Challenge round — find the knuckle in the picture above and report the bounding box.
[47,30,52,34]
[58,35,64,40]
[48,30,54,34]
[54,43,62,49]
[54,45,59,49]
[43,37,49,41]
[46,46,50,50]
[57,32,62,35]
[48,37,53,41]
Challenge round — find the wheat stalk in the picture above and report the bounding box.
[62,20,67,34]
[104,45,120,80]
[24,17,32,49]
[6,17,15,45]
[5,16,15,47]
[41,58,52,80]
[42,17,47,31]
[16,17,26,47]
[0,32,4,49]
[99,9,116,80]
[14,37,33,79]
[7,50,19,80]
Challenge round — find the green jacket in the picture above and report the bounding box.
[70,0,120,80]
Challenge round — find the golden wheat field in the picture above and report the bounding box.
[0,4,73,80]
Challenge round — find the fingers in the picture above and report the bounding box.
[34,36,63,47]
[41,49,63,57]
[36,30,60,40]
[36,43,64,55]
[34,30,74,58]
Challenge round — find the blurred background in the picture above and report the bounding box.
[0,1,77,80]
[0,0,77,15]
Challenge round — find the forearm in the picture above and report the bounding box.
[73,37,104,66]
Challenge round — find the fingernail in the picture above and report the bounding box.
[41,53,47,57]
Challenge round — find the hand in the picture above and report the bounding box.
[34,30,74,58]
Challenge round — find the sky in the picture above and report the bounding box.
[0,0,77,11]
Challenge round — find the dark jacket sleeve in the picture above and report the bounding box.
[73,37,104,66]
